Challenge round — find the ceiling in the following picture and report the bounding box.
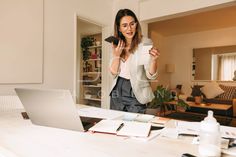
[148,5,236,36]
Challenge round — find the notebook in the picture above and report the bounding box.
[15,88,101,132]
[88,119,151,137]
[150,117,170,126]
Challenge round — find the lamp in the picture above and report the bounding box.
[165,64,175,73]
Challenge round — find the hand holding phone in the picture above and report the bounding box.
[105,36,119,45]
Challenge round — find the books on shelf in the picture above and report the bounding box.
[88,119,151,137]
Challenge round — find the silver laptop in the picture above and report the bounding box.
[15,88,100,132]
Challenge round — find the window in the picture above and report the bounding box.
[215,53,236,81]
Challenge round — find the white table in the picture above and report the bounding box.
[0,107,233,157]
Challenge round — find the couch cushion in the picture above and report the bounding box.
[218,84,236,100]
[200,82,224,99]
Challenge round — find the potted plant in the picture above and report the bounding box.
[191,85,203,104]
[81,36,94,61]
[147,85,189,116]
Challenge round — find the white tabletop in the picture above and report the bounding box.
[0,107,233,157]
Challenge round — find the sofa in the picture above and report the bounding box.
[186,82,236,117]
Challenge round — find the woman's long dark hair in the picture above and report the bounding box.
[114,9,142,56]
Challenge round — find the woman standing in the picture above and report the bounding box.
[109,9,160,113]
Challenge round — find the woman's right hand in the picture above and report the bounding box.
[112,40,125,57]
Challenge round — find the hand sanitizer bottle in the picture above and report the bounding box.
[198,110,221,157]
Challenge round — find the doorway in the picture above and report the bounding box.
[74,16,103,106]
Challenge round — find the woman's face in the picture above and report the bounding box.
[119,16,137,41]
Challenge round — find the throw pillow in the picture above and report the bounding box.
[200,82,224,99]
[218,84,236,100]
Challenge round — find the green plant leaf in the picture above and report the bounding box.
[81,37,94,61]
[148,85,189,110]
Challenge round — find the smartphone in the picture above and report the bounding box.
[105,36,119,45]
[21,112,29,119]
[181,153,196,157]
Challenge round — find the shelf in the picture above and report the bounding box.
[88,45,102,49]
[83,72,101,75]
[84,98,101,101]
[83,85,101,88]
[86,58,101,61]
[80,33,102,107]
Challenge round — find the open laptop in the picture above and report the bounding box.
[15,88,101,132]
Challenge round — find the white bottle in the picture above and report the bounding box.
[198,110,221,157]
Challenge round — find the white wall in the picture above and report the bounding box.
[43,0,112,96]
[0,0,43,84]
[160,27,236,95]
[113,0,139,15]
[0,0,113,95]
[139,0,236,22]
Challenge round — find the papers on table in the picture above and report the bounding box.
[117,121,151,137]
[89,119,152,138]
[78,107,124,120]
[122,113,155,123]
[150,117,170,126]
[220,125,236,139]
[134,114,155,123]
[88,119,122,134]
[131,129,163,141]
[78,106,155,123]
[192,137,230,149]
[122,113,138,121]
[176,121,200,136]
[78,106,236,141]
[176,121,236,139]
[161,128,179,139]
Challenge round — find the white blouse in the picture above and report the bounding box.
[118,57,131,79]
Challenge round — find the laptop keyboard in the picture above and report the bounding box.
[80,116,102,131]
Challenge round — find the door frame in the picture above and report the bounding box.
[73,13,105,105]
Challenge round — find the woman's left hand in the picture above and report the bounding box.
[149,47,160,62]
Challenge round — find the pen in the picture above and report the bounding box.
[116,123,124,132]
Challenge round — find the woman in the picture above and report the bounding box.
[109,9,160,113]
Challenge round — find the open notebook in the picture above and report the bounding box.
[88,119,151,137]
